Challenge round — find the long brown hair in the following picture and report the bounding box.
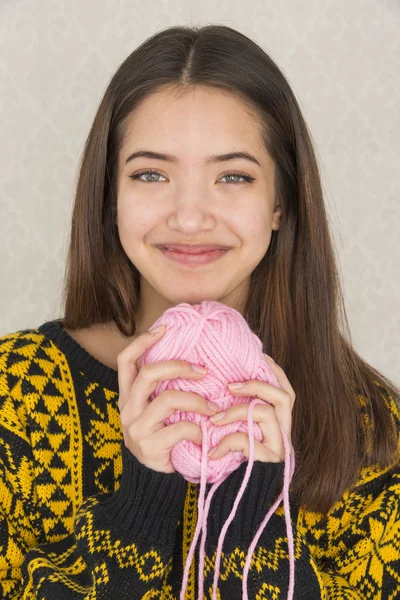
[61,24,400,513]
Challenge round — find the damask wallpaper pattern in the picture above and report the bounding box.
[0,0,399,385]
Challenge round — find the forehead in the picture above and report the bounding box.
[120,86,268,160]
[132,85,260,119]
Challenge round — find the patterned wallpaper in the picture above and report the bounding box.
[0,0,399,386]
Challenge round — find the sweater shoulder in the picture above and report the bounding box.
[0,323,62,373]
[0,323,73,398]
[0,324,72,441]
[0,320,119,394]
[299,382,400,546]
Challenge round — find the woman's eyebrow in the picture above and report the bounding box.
[125,149,261,167]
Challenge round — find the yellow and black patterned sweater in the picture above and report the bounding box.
[0,320,400,599]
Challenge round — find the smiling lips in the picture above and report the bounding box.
[157,245,229,265]
[158,244,231,255]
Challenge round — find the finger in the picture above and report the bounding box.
[128,422,203,474]
[134,390,220,433]
[228,380,293,442]
[151,420,203,448]
[208,432,282,463]
[210,401,281,439]
[263,353,296,407]
[211,403,285,456]
[117,326,166,411]
[119,360,209,427]
[210,403,275,425]
[228,380,289,411]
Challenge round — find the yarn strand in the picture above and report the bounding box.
[180,421,209,600]
[211,398,260,599]
[242,424,296,600]
[197,479,222,596]
[180,421,226,600]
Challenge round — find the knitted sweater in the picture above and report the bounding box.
[0,320,399,599]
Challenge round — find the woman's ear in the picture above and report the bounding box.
[271,203,282,231]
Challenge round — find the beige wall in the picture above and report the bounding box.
[1,0,399,386]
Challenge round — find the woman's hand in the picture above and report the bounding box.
[208,354,295,463]
[117,325,220,473]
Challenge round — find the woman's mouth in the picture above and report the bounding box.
[158,246,229,266]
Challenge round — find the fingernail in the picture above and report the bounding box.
[228,382,244,389]
[149,325,165,336]
[208,401,220,411]
[210,411,225,422]
[208,447,217,457]
[192,364,207,374]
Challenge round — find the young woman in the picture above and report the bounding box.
[1,24,399,600]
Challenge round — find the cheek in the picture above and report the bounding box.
[117,192,157,235]
[238,209,270,240]
[241,212,273,262]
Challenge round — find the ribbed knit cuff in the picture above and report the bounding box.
[207,459,284,545]
[100,443,187,548]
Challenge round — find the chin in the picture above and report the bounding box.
[164,291,224,307]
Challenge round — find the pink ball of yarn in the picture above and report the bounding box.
[141,300,280,484]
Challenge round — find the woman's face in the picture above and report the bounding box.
[116,85,281,315]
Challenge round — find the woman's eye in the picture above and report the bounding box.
[220,173,255,184]
[129,170,166,183]
[128,170,256,184]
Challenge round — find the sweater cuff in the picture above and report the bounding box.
[100,443,187,547]
[207,459,284,544]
